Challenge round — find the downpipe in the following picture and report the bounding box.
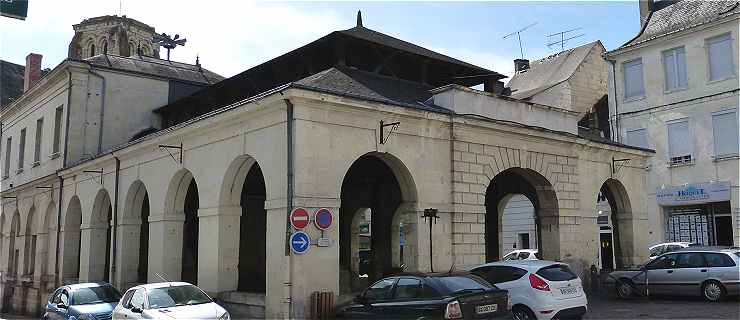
[110,157,120,284]
[283,97,295,319]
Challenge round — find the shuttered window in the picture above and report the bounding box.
[663,47,688,90]
[3,137,11,177]
[626,128,649,148]
[53,106,63,154]
[623,59,645,99]
[712,110,739,157]
[667,120,692,164]
[18,128,26,170]
[34,118,43,163]
[708,33,735,81]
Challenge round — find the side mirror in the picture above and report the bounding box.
[56,302,68,309]
[131,306,143,313]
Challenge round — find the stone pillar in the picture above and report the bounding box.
[116,218,142,289]
[197,205,240,294]
[59,227,81,284]
[147,213,184,282]
[78,224,108,282]
[264,204,288,320]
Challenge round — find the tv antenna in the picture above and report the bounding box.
[503,22,538,59]
[547,27,585,51]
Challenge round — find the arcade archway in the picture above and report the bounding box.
[339,153,417,294]
[598,179,633,269]
[485,168,558,261]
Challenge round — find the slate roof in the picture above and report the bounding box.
[506,41,602,100]
[293,65,447,112]
[619,0,739,50]
[82,54,224,84]
[0,60,25,110]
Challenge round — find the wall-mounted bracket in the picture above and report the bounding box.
[84,169,104,184]
[379,120,400,145]
[612,157,631,175]
[159,142,183,164]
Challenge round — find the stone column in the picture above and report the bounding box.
[264,204,288,320]
[115,218,142,289]
[78,223,108,282]
[147,213,184,282]
[59,227,81,284]
[197,205,240,295]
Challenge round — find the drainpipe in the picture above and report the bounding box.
[283,97,294,319]
[88,67,106,154]
[607,59,621,142]
[55,175,63,287]
[63,71,73,166]
[110,157,120,285]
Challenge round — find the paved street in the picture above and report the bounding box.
[585,294,740,319]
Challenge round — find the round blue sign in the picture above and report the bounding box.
[290,231,311,254]
[314,208,333,230]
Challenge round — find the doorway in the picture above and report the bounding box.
[599,227,615,270]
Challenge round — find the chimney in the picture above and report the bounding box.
[514,58,530,73]
[24,53,43,92]
[484,78,506,95]
[639,0,654,27]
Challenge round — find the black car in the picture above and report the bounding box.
[335,272,513,319]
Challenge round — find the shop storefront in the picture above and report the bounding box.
[657,182,734,246]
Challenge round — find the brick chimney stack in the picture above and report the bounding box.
[514,59,530,73]
[24,53,43,92]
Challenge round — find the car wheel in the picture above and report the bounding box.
[512,305,536,320]
[615,280,634,299]
[702,280,725,302]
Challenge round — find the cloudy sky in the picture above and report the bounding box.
[1,1,641,80]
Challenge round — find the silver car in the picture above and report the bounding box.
[606,247,740,302]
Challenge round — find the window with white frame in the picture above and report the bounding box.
[623,58,645,99]
[707,33,735,81]
[667,119,692,165]
[626,128,649,148]
[53,106,63,155]
[34,118,43,164]
[712,109,739,158]
[18,128,26,171]
[663,47,688,90]
[3,137,11,177]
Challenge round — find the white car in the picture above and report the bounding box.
[502,249,540,261]
[112,282,230,320]
[471,260,587,320]
[648,242,697,260]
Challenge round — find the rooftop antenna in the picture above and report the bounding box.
[547,27,585,51]
[503,22,538,59]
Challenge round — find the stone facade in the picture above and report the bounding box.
[68,15,160,59]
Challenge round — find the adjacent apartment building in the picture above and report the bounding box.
[606,0,739,247]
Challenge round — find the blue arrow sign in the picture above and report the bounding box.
[290,231,311,254]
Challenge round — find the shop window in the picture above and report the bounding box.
[667,119,692,165]
[712,110,739,158]
[663,47,688,90]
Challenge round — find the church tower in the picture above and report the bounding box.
[68,15,161,59]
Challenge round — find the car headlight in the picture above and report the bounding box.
[219,312,230,320]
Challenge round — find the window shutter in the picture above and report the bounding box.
[713,111,739,157]
[667,120,691,158]
[624,59,645,98]
[626,128,649,148]
[663,51,677,89]
[676,47,688,87]
[708,34,734,81]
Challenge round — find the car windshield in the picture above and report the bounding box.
[536,264,577,281]
[436,275,493,294]
[147,285,212,309]
[72,286,122,305]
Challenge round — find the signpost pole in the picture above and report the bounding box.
[422,208,439,272]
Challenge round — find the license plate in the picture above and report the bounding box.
[476,304,497,314]
[559,287,578,295]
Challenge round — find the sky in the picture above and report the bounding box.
[0,1,642,80]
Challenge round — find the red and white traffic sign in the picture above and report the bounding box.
[290,207,310,229]
[314,208,334,231]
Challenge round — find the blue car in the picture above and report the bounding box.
[44,282,122,320]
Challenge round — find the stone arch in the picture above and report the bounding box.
[120,180,150,286]
[163,168,200,284]
[23,205,37,276]
[8,210,21,275]
[99,37,109,54]
[339,152,419,294]
[599,178,634,269]
[485,167,559,261]
[39,201,56,278]
[85,38,96,57]
[62,196,82,282]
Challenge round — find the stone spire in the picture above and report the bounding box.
[356,10,363,28]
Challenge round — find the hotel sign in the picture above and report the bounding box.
[656,181,731,206]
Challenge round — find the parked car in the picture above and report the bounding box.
[471,260,587,320]
[607,246,740,302]
[44,282,122,320]
[648,242,698,260]
[112,282,230,320]
[501,250,540,261]
[335,272,513,319]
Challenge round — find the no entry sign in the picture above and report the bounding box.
[290,207,310,229]
[314,208,333,230]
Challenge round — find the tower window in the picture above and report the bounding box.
[102,41,108,54]
[90,44,96,57]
